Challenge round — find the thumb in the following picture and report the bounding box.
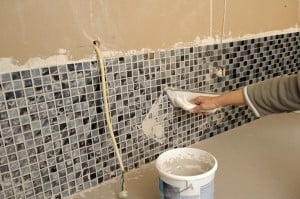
[189,96,203,104]
[190,104,209,113]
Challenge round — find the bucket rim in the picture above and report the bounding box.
[155,147,218,181]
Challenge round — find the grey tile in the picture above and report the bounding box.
[1,73,11,82]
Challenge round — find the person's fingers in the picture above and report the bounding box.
[189,96,202,104]
[202,112,210,115]
[189,108,198,113]
[190,96,212,105]
[190,108,212,115]
[190,101,217,113]
[190,109,210,114]
[190,104,207,113]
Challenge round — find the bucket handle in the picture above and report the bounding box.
[175,181,193,193]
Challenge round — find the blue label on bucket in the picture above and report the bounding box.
[159,179,180,199]
[181,196,199,199]
[200,181,214,199]
[159,178,214,199]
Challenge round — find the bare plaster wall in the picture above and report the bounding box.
[0,0,299,70]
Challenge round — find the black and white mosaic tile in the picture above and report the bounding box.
[0,32,299,199]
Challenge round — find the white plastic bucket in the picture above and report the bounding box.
[156,148,218,199]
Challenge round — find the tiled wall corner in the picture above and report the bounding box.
[0,32,299,199]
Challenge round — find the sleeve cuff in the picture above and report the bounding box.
[243,86,261,117]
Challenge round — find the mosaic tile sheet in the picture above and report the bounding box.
[0,32,299,199]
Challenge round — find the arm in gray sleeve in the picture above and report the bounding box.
[243,73,300,117]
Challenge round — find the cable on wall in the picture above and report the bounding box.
[220,0,227,48]
[217,0,227,77]
[93,40,128,199]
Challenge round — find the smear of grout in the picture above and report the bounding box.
[141,93,166,143]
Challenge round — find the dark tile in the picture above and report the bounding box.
[1,73,11,82]
[12,72,21,80]
[24,79,32,88]
[41,68,50,76]
[5,92,15,100]
[21,70,31,79]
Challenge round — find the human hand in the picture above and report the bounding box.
[189,96,220,114]
[189,89,246,114]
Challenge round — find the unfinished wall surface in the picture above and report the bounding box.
[0,0,299,69]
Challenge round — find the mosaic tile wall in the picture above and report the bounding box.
[0,32,299,199]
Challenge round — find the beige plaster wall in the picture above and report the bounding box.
[0,0,299,68]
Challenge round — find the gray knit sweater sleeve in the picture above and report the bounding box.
[243,73,300,117]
